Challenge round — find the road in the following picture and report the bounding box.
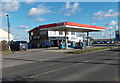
[2,47,119,82]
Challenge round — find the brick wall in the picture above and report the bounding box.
[29,28,48,48]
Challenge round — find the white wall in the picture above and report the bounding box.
[0,28,14,42]
[48,31,83,42]
[48,31,76,36]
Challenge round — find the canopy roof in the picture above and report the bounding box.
[37,21,105,32]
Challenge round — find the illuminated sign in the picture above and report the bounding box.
[115,30,120,41]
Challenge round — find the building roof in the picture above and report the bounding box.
[29,21,106,32]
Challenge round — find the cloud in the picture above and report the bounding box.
[24,0,35,4]
[36,18,45,22]
[24,29,29,32]
[65,2,71,9]
[107,20,117,26]
[63,2,80,16]
[0,27,7,32]
[104,12,119,17]
[0,12,11,19]
[0,12,11,28]
[17,25,28,29]
[2,1,20,12]
[64,13,71,16]
[107,26,113,30]
[28,5,51,17]
[93,9,119,20]
[92,23,96,25]
[14,33,28,41]
[0,21,2,25]
[108,9,114,13]
[94,11,104,16]
[73,2,79,10]
[93,11,106,20]
[106,21,118,30]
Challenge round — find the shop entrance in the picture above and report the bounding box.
[53,40,58,47]
[51,40,63,47]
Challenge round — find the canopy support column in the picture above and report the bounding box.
[87,32,90,46]
[65,29,68,49]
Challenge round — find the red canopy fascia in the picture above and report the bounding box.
[39,22,65,29]
[38,21,105,30]
[65,22,105,30]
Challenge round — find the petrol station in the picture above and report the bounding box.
[38,21,106,49]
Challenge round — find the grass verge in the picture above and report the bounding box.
[1,50,12,55]
[66,46,119,54]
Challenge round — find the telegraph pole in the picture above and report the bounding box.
[6,14,10,50]
[109,28,111,40]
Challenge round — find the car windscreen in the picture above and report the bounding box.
[10,42,19,45]
[19,41,27,43]
[10,41,27,45]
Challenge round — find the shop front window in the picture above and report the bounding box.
[71,32,75,35]
[59,31,63,35]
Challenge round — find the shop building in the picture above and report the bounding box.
[29,28,83,48]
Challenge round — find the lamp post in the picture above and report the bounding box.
[113,25,117,42]
[108,28,112,41]
[6,14,10,50]
[6,15,10,42]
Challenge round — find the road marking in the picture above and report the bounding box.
[3,62,58,76]
[29,63,82,78]
[83,60,90,63]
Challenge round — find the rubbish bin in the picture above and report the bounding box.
[58,44,65,49]
[81,42,86,47]
[89,42,92,46]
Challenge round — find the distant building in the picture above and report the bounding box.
[0,28,14,42]
[29,28,83,48]
[115,30,120,41]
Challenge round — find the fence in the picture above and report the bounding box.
[0,40,9,51]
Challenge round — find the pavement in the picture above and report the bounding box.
[2,47,119,81]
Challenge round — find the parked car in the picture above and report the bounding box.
[10,41,28,51]
[92,41,101,44]
[44,40,51,48]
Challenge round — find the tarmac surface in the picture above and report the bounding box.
[1,45,119,81]
[1,45,118,68]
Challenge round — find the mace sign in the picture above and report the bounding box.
[115,30,120,41]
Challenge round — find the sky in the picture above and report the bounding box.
[0,1,119,42]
